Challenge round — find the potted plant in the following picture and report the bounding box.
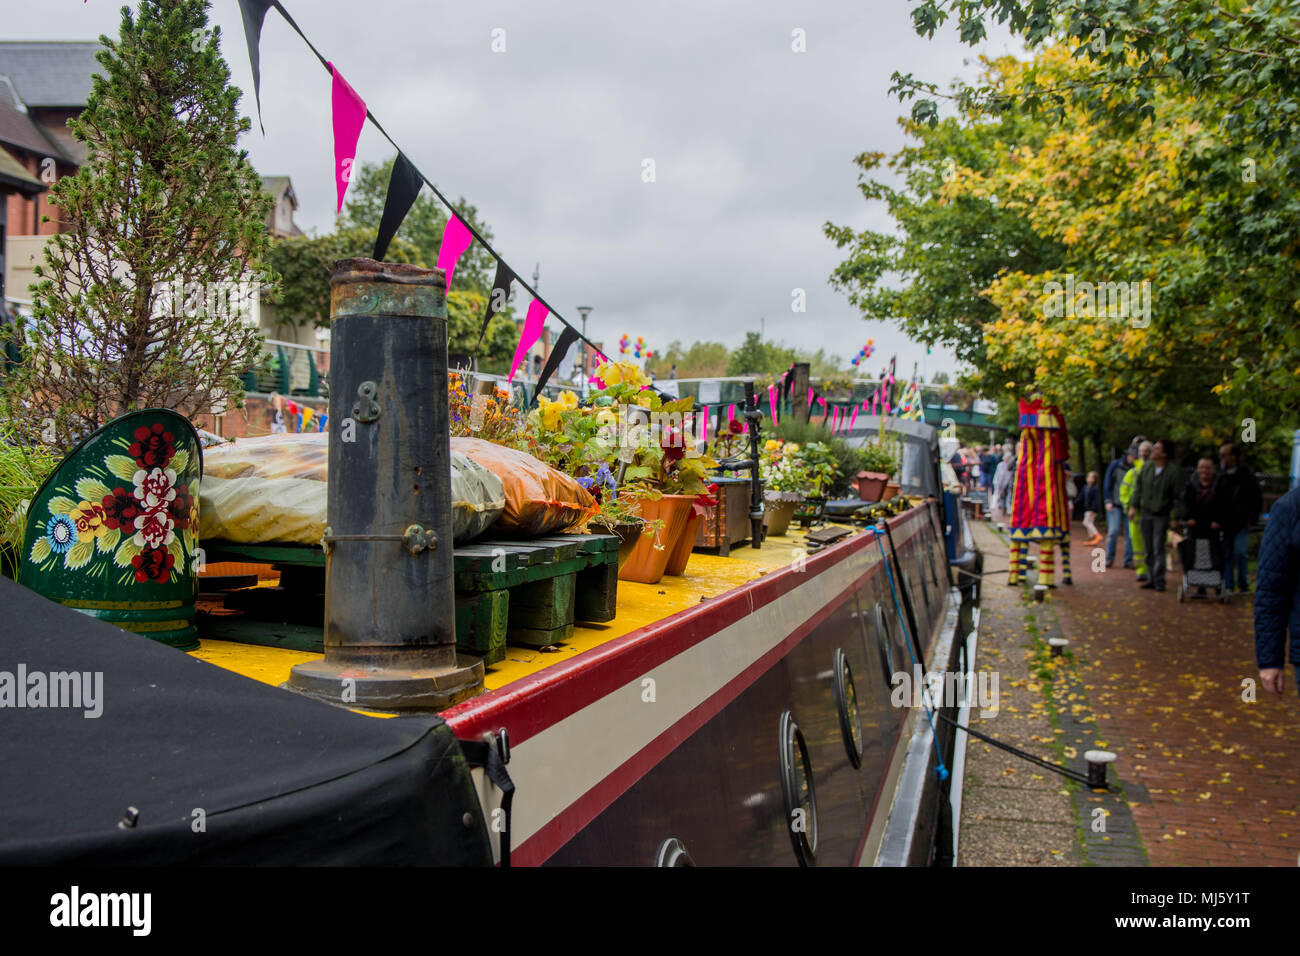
[579,464,647,571]
[760,439,806,537]
[855,441,900,502]
[553,361,714,583]
[791,441,839,527]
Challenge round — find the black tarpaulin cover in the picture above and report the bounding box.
[0,577,491,865]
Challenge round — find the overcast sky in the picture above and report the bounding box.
[12,0,1017,380]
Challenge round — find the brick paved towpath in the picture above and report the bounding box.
[1051,523,1300,866]
[960,516,1299,867]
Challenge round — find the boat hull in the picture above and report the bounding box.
[445,500,967,866]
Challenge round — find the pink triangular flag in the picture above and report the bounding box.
[329,63,367,213]
[436,215,474,292]
[850,407,859,431]
[727,404,736,430]
[508,298,548,382]
[701,406,709,443]
[768,384,779,426]
[807,387,813,407]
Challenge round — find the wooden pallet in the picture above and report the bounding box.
[203,533,619,664]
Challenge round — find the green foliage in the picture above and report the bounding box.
[879,1,1300,463]
[0,422,59,578]
[340,156,498,296]
[725,332,842,377]
[857,440,900,477]
[772,420,856,496]
[266,226,419,325]
[647,340,730,378]
[265,226,517,369]
[2,0,272,445]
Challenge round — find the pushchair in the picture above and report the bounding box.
[1176,532,1230,604]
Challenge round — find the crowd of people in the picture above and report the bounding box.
[953,436,1263,597]
[956,435,1295,700]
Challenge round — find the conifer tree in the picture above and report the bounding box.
[2,0,271,444]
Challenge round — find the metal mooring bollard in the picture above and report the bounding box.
[1048,637,1069,657]
[1033,583,1048,603]
[286,259,484,711]
[1085,750,1116,789]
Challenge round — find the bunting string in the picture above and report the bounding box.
[241,1,610,370]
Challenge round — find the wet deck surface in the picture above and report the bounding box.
[962,517,1299,867]
[192,527,825,693]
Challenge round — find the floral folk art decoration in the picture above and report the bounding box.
[20,409,203,649]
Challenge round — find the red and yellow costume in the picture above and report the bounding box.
[1007,398,1072,586]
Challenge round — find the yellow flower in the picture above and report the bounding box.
[764,439,780,452]
[537,397,564,431]
[597,362,623,386]
[556,390,579,410]
[785,443,800,454]
[71,500,109,540]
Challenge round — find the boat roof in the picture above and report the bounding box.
[0,575,490,865]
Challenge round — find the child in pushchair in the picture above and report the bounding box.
[1175,457,1231,603]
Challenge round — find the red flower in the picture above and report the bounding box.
[661,427,685,462]
[168,484,193,530]
[129,422,176,470]
[132,545,175,583]
[728,419,744,435]
[101,487,143,531]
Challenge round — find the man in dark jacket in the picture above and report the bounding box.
[1218,442,1263,594]
[1130,439,1181,591]
[1255,485,1300,698]
[1103,445,1135,568]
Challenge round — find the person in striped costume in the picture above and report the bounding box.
[1006,397,1073,587]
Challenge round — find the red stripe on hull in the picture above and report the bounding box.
[445,508,929,745]
[510,561,876,866]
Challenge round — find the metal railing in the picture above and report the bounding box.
[242,338,329,398]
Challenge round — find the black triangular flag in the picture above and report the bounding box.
[532,326,579,404]
[478,261,514,344]
[237,0,275,134]
[373,152,423,261]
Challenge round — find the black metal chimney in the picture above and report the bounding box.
[286,259,484,711]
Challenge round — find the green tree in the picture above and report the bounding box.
[2,0,271,444]
[648,340,730,378]
[339,156,498,296]
[265,226,517,368]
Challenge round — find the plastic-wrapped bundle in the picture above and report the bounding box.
[198,433,505,545]
[451,437,597,535]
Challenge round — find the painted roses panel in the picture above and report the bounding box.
[28,422,200,585]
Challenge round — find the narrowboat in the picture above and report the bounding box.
[0,261,980,867]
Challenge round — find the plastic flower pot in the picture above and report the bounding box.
[855,470,889,503]
[794,496,827,528]
[589,517,645,571]
[618,494,695,584]
[762,491,802,537]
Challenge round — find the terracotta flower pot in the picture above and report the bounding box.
[665,511,703,576]
[855,470,889,503]
[882,482,901,501]
[618,494,695,584]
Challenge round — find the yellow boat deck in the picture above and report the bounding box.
[190,528,831,695]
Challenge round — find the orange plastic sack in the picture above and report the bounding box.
[452,437,597,535]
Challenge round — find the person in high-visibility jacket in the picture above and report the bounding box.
[1119,440,1152,580]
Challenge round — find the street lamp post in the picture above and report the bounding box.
[577,305,592,396]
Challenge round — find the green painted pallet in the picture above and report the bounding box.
[201,533,619,659]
